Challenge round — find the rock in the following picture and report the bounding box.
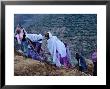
[85,59,94,75]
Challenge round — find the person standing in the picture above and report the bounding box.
[75,53,87,72]
[45,32,68,68]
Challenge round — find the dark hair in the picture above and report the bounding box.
[20,26,23,29]
[23,29,25,33]
[22,33,26,41]
[38,39,42,41]
[16,29,21,34]
[75,53,80,59]
[45,32,49,37]
[45,32,49,39]
[64,43,67,47]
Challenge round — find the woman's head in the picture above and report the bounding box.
[16,29,21,34]
[45,32,49,40]
[75,53,80,59]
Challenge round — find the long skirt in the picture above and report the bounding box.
[31,42,42,54]
[56,50,70,68]
[27,48,42,61]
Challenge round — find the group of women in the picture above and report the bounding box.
[15,24,97,75]
[15,25,72,68]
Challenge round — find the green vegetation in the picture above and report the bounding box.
[14,14,97,59]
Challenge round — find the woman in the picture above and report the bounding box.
[15,26,28,57]
[26,34,43,54]
[45,32,68,68]
[15,25,43,59]
[23,33,43,61]
[75,53,87,72]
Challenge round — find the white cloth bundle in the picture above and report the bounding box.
[26,34,43,43]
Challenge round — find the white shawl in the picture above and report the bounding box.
[26,34,43,43]
[47,32,67,67]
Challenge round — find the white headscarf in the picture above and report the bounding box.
[48,32,52,38]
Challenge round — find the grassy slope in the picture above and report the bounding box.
[14,50,93,76]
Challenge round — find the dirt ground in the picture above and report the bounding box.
[14,54,93,76]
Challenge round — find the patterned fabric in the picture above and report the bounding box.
[56,50,71,68]
[26,41,42,61]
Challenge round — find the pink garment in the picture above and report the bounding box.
[15,34,22,44]
[15,28,26,44]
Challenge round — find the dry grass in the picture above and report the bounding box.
[14,48,93,76]
[14,54,93,76]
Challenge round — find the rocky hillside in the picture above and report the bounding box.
[14,55,93,76]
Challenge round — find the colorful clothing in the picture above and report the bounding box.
[15,34,22,44]
[56,50,68,67]
[47,32,68,67]
[15,27,43,60]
